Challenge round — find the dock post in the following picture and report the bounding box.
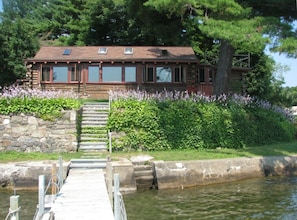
[52,163,57,195]
[114,173,120,220]
[58,156,63,190]
[37,175,45,219]
[9,195,20,220]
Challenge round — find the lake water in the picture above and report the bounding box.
[124,176,297,220]
[1,176,297,220]
[0,189,37,220]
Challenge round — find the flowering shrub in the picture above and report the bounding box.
[108,89,296,151]
[0,86,80,119]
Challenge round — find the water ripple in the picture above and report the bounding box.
[124,177,297,220]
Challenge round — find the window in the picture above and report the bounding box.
[125,67,136,82]
[71,66,81,82]
[53,66,68,82]
[98,47,108,54]
[199,68,205,83]
[174,66,185,82]
[88,66,99,82]
[102,67,122,82]
[124,47,133,55]
[143,67,154,82]
[41,66,50,81]
[209,70,214,83]
[156,67,172,82]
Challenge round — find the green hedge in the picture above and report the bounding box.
[107,98,296,151]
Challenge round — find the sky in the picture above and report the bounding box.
[0,0,296,87]
[269,52,297,87]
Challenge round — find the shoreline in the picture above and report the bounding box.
[1,155,297,190]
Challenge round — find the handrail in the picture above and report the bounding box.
[117,192,128,220]
[34,156,64,220]
[114,173,127,220]
[108,94,112,153]
[44,174,61,195]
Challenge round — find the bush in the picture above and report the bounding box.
[107,90,296,151]
[108,98,169,151]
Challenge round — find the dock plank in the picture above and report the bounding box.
[49,169,114,220]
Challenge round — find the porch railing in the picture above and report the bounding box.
[203,52,251,68]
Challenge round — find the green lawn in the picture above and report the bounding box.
[110,140,297,161]
[0,151,83,163]
[0,140,296,163]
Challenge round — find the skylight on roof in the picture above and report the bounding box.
[161,49,168,56]
[124,47,133,55]
[63,49,72,55]
[98,47,108,54]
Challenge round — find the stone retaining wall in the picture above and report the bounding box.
[0,161,69,189]
[154,156,297,189]
[0,111,78,153]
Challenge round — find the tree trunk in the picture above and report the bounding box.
[213,40,235,96]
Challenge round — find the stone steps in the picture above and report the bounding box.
[80,145,107,150]
[70,158,107,169]
[74,102,110,169]
[80,137,107,142]
[81,121,107,125]
[134,165,156,190]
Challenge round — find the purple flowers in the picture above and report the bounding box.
[1,85,78,99]
[109,89,294,121]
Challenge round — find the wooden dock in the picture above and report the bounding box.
[47,168,114,220]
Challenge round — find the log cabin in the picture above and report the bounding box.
[25,46,250,99]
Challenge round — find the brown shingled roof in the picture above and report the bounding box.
[26,46,198,62]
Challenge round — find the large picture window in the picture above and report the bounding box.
[88,66,99,82]
[156,67,172,82]
[102,67,122,82]
[42,66,50,81]
[125,67,136,82]
[53,66,68,82]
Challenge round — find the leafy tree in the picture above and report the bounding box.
[2,0,41,20]
[245,53,275,99]
[243,0,297,57]
[287,86,297,106]
[27,0,89,46]
[31,0,186,46]
[82,0,130,45]
[124,0,187,46]
[0,0,39,87]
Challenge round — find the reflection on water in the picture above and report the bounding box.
[0,189,37,220]
[124,177,297,220]
[1,177,297,220]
